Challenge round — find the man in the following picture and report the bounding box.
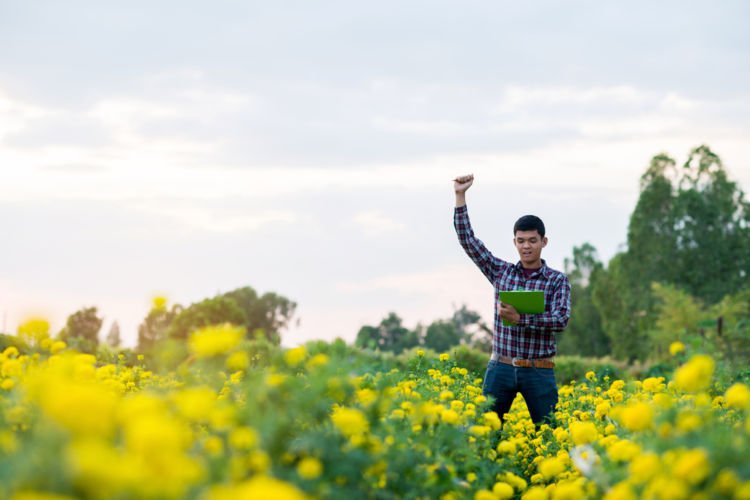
[453,173,571,426]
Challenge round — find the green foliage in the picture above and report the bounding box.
[223,287,296,345]
[59,306,102,353]
[137,302,180,353]
[0,333,28,352]
[166,296,247,341]
[591,145,750,362]
[559,243,609,357]
[552,355,627,385]
[355,312,419,354]
[423,320,462,353]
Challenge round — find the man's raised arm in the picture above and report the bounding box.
[453,174,508,284]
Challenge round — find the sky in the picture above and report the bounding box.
[1,1,749,347]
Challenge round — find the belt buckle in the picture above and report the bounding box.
[511,357,522,367]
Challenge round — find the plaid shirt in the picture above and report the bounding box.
[454,205,571,359]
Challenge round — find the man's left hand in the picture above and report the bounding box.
[500,302,520,325]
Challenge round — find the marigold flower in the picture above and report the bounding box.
[674,355,714,393]
[669,341,685,356]
[284,346,307,367]
[297,457,323,480]
[188,324,243,357]
[331,407,369,438]
[492,481,514,499]
[539,457,565,479]
[725,383,750,410]
[618,402,654,432]
[569,421,598,445]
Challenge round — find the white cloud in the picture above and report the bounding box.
[351,210,406,237]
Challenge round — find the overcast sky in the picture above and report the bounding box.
[1,1,749,347]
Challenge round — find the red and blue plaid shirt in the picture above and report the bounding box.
[454,205,571,359]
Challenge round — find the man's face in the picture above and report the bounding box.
[513,230,548,266]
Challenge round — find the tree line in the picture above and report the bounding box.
[0,286,296,355]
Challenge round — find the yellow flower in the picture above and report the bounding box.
[603,481,637,500]
[439,353,450,362]
[569,421,598,445]
[440,390,454,401]
[331,407,369,438]
[207,476,307,500]
[17,318,50,345]
[539,457,565,479]
[1,379,14,390]
[188,324,243,357]
[725,383,750,410]
[607,439,640,462]
[672,448,709,485]
[713,469,739,495]
[284,346,307,367]
[483,411,502,430]
[497,440,517,455]
[225,351,249,371]
[675,411,702,433]
[152,295,168,310]
[469,425,491,437]
[229,426,259,450]
[585,371,596,381]
[297,457,323,480]
[306,353,329,370]
[522,486,549,500]
[642,377,665,393]
[474,490,494,500]
[441,409,460,425]
[50,341,67,354]
[628,452,660,484]
[493,482,514,499]
[171,386,216,422]
[617,401,654,432]
[417,349,425,357]
[669,341,685,356]
[674,355,714,393]
[551,481,584,499]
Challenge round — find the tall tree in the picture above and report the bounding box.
[672,146,750,302]
[223,287,296,345]
[60,307,102,353]
[166,296,247,340]
[592,145,750,361]
[559,243,609,357]
[106,321,122,348]
[137,297,181,353]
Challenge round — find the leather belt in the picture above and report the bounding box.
[490,354,555,368]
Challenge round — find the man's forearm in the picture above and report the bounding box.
[455,192,466,207]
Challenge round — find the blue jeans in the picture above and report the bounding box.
[482,360,559,426]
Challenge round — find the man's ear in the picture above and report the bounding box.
[542,236,548,248]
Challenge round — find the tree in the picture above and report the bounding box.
[137,298,181,353]
[223,287,296,345]
[592,146,750,361]
[166,296,247,340]
[672,146,750,303]
[60,307,102,353]
[558,243,609,357]
[354,312,419,354]
[106,321,122,348]
[423,320,462,353]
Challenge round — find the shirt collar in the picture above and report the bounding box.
[514,259,550,279]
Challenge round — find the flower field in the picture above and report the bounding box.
[1,324,750,499]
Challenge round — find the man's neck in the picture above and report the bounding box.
[521,260,543,270]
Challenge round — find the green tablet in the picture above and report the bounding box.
[498,290,545,326]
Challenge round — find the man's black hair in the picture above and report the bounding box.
[513,215,546,237]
